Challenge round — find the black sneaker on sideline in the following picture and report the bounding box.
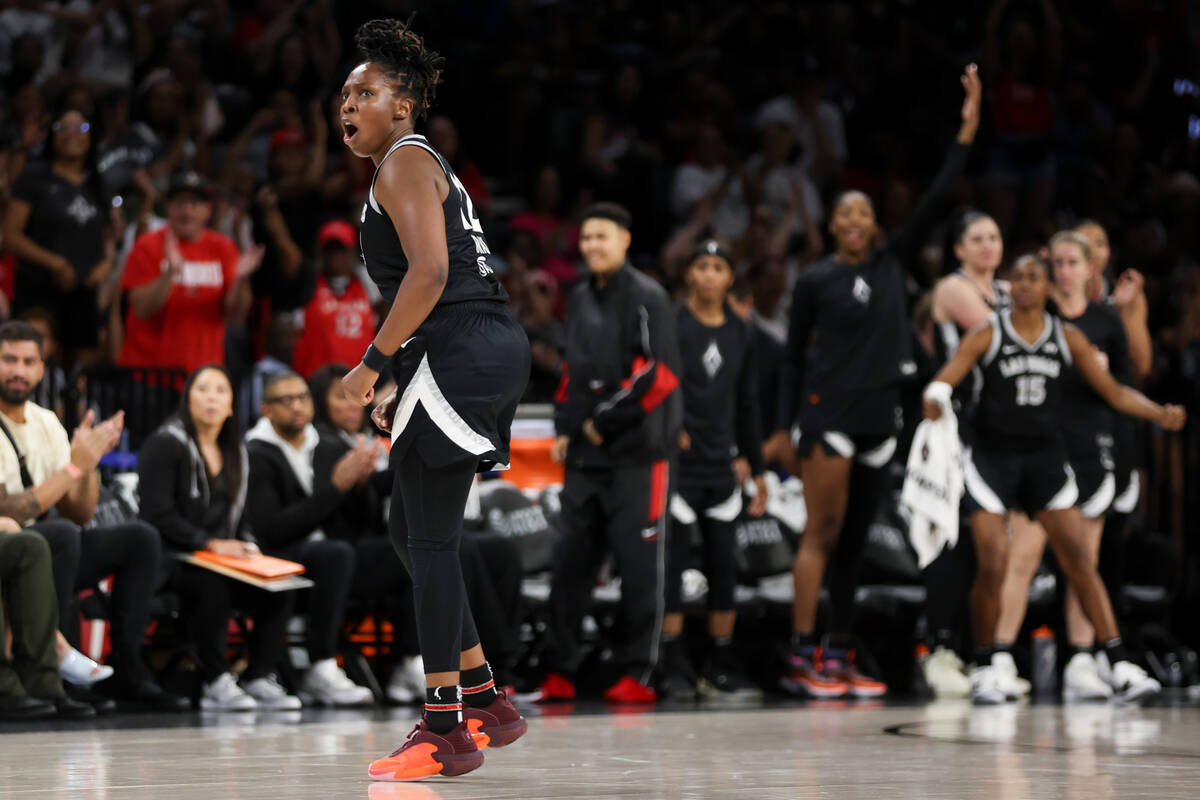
[66,684,117,715]
[0,695,56,721]
[698,650,763,702]
[658,639,698,701]
[50,694,97,719]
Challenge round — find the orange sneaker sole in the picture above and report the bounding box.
[368,744,484,781]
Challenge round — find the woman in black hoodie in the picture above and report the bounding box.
[138,365,298,711]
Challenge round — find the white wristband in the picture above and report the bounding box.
[923,381,953,410]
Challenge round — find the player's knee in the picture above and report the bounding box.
[975,548,1009,589]
[807,512,844,556]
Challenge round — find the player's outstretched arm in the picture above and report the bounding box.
[1066,326,1186,430]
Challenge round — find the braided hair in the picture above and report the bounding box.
[355,17,444,121]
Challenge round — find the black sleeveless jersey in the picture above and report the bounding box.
[1058,301,1129,445]
[934,270,1012,411]
[975,309,1073,444]
[359,134,507,308]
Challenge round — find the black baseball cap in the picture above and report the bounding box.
[690,238,732,264]
[166,171,212,201]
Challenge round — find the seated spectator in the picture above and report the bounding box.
[0,321,186,712]
[292,221,379,379]
[245,371,376,706]
[0,515,95,720]
[3,107,114,366]
[308,365,527,695]
[118,171,263,374]
[14,307,66,419]
[138,365,299,711]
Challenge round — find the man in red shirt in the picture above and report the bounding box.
[291,220,378,378]
[118,172,263,372]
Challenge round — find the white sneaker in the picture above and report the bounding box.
[243,674,303,710]
[922,647,971,698]
[991,651,1031,699]
[1108,659,1162,704]
[300,658,374,707]
[970,665,1008,705]
[200,672,258,711]
[1063,652,1113,702]
[58,647,115,686]
[386,655,425,705]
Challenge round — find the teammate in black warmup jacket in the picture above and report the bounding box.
[925,254,1184,705]
[775,65,982,699]
[542,202,682,704]
[659,241,767,701]
[336,18,530,782]
[993,232,1134,702]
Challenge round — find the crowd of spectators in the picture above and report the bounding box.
[2,1,1200,716]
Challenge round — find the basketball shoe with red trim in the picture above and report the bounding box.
[464,690,527,749]
[780,648,849,698]
[822,650,887,698]
[367,719,485,782]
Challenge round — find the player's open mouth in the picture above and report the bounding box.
[343,121,359,143]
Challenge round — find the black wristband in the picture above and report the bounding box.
[362,342,389,372]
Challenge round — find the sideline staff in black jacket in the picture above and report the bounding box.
[544,203,682,702]
[244,371,376,707]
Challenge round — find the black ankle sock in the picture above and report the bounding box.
[461,663,498,708]
[993,642,1012,655]
[1070,644,1093,658]
[424,686,462,734]
[791,632,817,655]
[974,646,994,665]
[1103,638,1130,666]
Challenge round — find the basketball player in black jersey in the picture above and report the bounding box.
[994,232,1133,702]
[919,210,1012,698]
[775,65,981,699]
[661,241,767,701]
[925,254,1184,704]
[336,18,530,782]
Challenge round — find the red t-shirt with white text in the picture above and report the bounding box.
[119,228,239,373]
[293,275,379,378]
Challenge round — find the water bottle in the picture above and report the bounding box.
[1031,625,1057,696]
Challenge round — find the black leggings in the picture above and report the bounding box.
[665,485,739,615]
[827,461,890,635]
[388,453,481,674]
[921,522,977,655]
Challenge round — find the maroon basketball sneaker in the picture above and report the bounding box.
[464,690,528,748]
[368,719,485,782]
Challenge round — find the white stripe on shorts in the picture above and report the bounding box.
[1079,472,1116,519]
[963,448,1006,514]
[1045,465,1080,511]
[1111,470,1140,514]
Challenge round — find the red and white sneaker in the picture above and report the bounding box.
[368,719,485,782]
[464,691,528,749]
[780,649,849,698]
[604,675,658,703]
[823,652,888,698]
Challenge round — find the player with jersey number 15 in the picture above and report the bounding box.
[923,253,1185,705]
